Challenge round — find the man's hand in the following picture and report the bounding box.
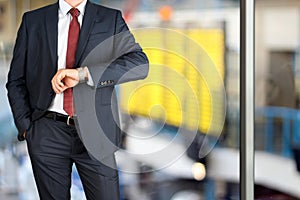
[51,69,79,94]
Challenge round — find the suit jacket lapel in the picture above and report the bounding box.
[75,1,98,66]
[45,3,58,69]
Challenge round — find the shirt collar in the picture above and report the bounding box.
[59,0,87,16]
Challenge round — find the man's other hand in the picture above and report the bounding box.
[51,69,79,94]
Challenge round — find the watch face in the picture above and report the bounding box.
[78,68,86,83]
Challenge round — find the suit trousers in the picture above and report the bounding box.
[25,116,120,200]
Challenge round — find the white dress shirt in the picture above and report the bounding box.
[48,0,92,115]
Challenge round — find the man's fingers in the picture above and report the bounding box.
[51,78,57,93]
[51,70,65,93]
[55,78,65,92]
[53,85,60,94]
[51,69,78,93]
[61,85,68,92]
[51,77,60,94]
[58,80,64,87]
[54,84,63,93]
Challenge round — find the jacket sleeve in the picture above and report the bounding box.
[87,10,149,88]
[6,13,32,141]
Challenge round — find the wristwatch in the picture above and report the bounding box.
[78,67,88,83]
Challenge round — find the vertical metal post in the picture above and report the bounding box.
[240,0,255,199]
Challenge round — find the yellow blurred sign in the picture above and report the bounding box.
[120,28,225,135]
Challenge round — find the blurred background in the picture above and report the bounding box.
[1,0,300,199]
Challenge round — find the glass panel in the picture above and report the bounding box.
[0,0,241,199]
[113,1,241,199]
[255,1,300,199]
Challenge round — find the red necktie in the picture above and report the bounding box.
[64,8,80,116]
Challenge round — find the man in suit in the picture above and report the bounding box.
[6,0,149,199]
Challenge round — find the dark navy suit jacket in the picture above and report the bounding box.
[6,1,149,159]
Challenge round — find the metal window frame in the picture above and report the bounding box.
[240,0,255,199]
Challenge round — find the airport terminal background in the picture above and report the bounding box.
[1,0,300,199]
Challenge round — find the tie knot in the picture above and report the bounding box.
[69,8,79,17]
